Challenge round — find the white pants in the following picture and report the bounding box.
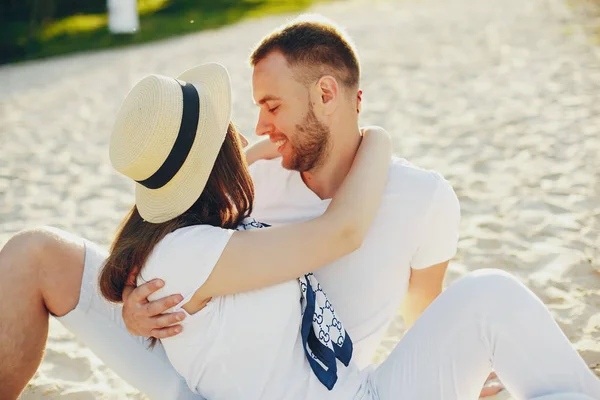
[57,241,600,400]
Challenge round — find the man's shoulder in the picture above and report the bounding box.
[386,157,451,198]
[386,158,460,249]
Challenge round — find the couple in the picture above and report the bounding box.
[2,16,600,400]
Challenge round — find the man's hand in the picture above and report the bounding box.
[122,279,186,338]
[480,372,504,398]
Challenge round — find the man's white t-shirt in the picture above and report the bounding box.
[139,156,460,399]
[249,156,461,367]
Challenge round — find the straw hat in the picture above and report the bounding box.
[109,63,231,223]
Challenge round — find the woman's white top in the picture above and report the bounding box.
[139,219,369,400]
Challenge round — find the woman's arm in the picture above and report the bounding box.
[244,138,280,166]
[192,126,392,302]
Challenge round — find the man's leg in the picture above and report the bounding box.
[0,227,202,400]
[0,227,84,398]
[368,269,600,400]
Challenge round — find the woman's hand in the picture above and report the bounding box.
[360,125,389,138]
[243,126,390,166]
[244,138,281,166]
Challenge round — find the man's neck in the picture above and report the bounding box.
[300,125,362,200]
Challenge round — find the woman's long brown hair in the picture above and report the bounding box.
[99,123,254,328]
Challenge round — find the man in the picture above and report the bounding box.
[0,15,499,399]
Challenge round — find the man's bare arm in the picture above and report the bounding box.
[401,261,505,398]
[401,260,448,330]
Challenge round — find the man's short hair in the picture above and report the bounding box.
[250,15,360,90]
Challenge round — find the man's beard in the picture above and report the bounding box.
[284,104,330,172]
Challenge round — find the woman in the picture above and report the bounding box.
[100,63,600,400]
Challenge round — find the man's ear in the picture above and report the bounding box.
[315,75,339,116]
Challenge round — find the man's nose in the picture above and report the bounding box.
[255,112,272,137]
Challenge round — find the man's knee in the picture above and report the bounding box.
[467,268,520,285]
[455,268,529,302]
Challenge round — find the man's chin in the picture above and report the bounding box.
[280,158,295,171]
[279,155,301,172]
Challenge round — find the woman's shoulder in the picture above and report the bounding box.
[151,224,228,258]
[149,217,268,261]
[236,217,270,231]
[164,223,226,243]
[139,224,234,289]
[140,218,269,282]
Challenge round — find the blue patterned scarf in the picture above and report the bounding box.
[237,218,353,390]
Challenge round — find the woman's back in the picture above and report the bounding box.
[139,220,367,399]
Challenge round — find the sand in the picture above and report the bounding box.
[0,0,598,398]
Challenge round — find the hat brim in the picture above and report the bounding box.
[135,63,232,223]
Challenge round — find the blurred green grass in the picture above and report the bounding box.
[1,0,328,65]
[567,0,600,44]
